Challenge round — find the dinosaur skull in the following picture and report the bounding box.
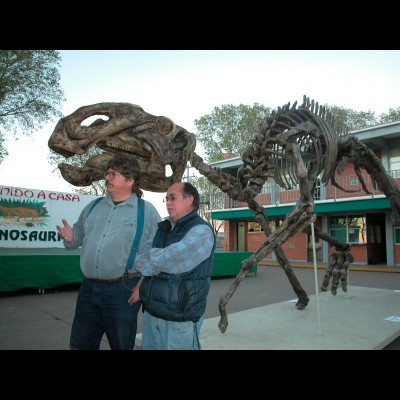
[48,102,196,192]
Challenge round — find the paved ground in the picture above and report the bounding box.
[0,265,399,350]
[199,286,400,349]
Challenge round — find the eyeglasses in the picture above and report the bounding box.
[163,194,185,202]
[104,171,123,179]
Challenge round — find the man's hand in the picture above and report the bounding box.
[56,219,74,243]
[128,284,140,305]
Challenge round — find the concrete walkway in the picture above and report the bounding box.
[200,286,400,349]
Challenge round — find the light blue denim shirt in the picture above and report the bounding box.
[135,215,215,276]
[64,194,161,280]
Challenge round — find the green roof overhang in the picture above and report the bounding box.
[210,197,391,220]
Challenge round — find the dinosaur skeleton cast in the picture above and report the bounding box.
[48,103,196,192]
[49,96,400,333]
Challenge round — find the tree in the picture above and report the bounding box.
[188,174,225,240]
[379,107,400,125]
[48,147,107,196]
[327,105,400,131]
[194,103,271,162]
[74,180,107,197]
[0,134,6,162]
[327,105,378,131]
[0,50,65,163]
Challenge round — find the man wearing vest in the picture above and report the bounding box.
[137,182,216,350]
[56,156,161,350]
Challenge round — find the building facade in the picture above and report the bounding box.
[206,121,400,268]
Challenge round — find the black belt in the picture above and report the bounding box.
[91,271,141,283]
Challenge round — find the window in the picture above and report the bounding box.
[248,220,275,233]
[374,225,381,244]
[314,177,321,201]
[368,225,382,244]
[390,148,400,177]
[330,215,366,244]
[248,221,261,232]
[395,227,400,244]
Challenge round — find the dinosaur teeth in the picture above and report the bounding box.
[104,142,133,152]
[130,122,154,132]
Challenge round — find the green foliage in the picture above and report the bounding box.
[187,175,224,234]
[188,175,218,194]
[74,181,107,197]
[328,106,378,131]
[0,50,65,163]
[194,103,271,162]
[327,105,400,132]
[378,107,400,125]
[0,197,47,215]
[48,147,107,196]
[0,134,7,163]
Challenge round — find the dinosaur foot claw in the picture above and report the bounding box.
[296,296,309,310]
[218,318,228,333]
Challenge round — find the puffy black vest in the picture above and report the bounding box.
[140,210,216,322]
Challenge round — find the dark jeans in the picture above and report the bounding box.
[70,276,141,350]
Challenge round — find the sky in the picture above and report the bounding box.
[0,50,399,217]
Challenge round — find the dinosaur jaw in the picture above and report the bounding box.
[58,163,106,187]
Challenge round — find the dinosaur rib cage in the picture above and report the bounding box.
[241,96,348,192]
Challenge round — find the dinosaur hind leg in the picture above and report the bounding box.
[218,258,254,333]
[275,247,309,309]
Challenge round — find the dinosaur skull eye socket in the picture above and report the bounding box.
[156,117,175,136]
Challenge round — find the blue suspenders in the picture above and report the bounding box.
[88,197,145,270]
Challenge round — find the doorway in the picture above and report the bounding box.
[237,222,246,251]
[366,213,386,264]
